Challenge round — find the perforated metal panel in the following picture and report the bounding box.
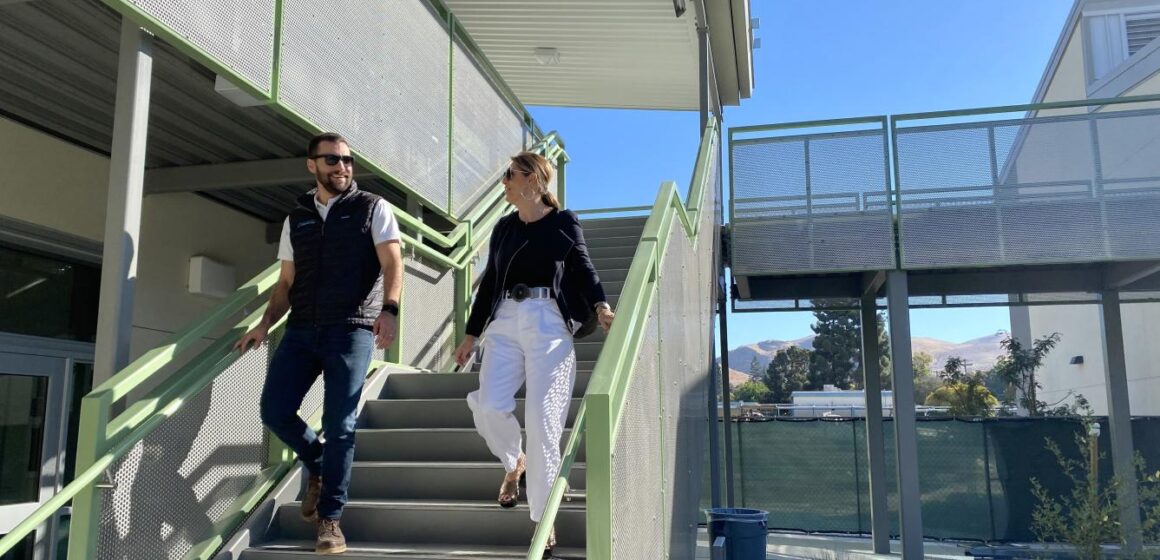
[95,344,274,559]
[731,128,895,275]
[611,305,664,560]
[278,0,450,209]
[897,108,1160,268]
[402,256,456,370]
[451,37,525,217]
[607,152,717,559]
[122,0,276,93]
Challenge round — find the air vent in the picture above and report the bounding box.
[1126,13,1160,56]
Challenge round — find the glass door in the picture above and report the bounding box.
[0,351,66,560]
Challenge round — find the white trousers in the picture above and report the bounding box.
[466,299,577,522]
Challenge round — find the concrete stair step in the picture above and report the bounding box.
[354,429,582,462]
[584,235,642,251]
[579,216,647,230]
[595,267,628,283]
[590,256,633,270]
[270,500,586,548]
[587,244,636,260]
[379,371,591,400]
[362,398,582,429]
[241,540,585,559]
[344,462,585,501]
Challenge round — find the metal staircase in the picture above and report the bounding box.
[238,215,647,559]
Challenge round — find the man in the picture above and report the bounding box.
[236,132,403,554]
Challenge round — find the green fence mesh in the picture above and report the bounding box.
[703,417,1160,542]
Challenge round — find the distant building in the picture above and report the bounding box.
[789,386,896,418]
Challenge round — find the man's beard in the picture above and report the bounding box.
[316,169,349,196]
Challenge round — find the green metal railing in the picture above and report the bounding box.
[98,0,545,221]
[0,133,566,560]
[527,117,719,559]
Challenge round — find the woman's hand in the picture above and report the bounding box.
[454,335,478,367]
[597,306,615,333]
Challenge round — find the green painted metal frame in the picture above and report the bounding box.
[528,117,719,559]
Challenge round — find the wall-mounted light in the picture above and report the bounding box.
[534,47,560,66]
[1069,355,1085,365]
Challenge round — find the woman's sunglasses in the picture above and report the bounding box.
[503,167,530,181]
[311,154,355,166]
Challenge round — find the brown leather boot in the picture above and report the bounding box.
[300,475,322,521]
[316,518,347,554]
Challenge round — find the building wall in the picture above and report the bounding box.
[0,117,277,382]
[1020,2,1160,415]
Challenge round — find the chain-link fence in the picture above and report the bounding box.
[706,416,1160,542]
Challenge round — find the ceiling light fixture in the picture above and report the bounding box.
[534,47,560,66]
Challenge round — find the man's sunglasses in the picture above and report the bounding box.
[503,167,530,181]
[311,154,355,166]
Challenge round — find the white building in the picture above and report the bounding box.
[790,386,896,418]
[1009,0,1160,415]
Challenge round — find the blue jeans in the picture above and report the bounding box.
[260,324,374,520]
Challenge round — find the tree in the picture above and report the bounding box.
[747,356,764,378]
[732,380,770,403]
[924,356,999,417]
[764,346,812,403]
[991,332,1062,416]
[809,299,890,390]
[912,352,934,378]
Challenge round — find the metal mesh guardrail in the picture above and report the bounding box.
[609,136,718,559]
[108,0,537,218]
[712,416,1160,542]
[730,120,896,276]
[896,108,1160,269]
[400,255,457,370]
[93,335,322,559]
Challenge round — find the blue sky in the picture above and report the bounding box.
[530,0,1073,347]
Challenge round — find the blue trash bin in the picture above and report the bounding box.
[706,508,768,560]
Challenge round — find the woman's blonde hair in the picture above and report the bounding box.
[510,151,559,209]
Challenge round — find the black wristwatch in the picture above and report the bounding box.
[382,301,399,317]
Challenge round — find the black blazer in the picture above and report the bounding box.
[465,209,607,337]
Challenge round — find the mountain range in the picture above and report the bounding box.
[726,332,1006,383]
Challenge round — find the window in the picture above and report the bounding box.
[1085,9,1160,82]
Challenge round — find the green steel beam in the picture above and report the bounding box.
[892,92,1160,122]
[584,393,613,560]
[730,115,887,137]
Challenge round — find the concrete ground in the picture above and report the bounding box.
[694,530,975,559]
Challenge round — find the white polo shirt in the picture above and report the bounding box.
[277,195,401,261]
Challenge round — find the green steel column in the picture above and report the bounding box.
[1099,290,1142,552]
[453,225,473,342]
[586,393,613,559]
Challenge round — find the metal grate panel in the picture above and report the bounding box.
[95,343,277,559]
[898,109,1160,268]
[278,0,450,209]
[121,0,276,93]
[611,305,663,560]
[731,129,895,275]
[402,256,456,370]
[451,37,525,216]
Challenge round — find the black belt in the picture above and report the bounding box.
[503,284,553,301]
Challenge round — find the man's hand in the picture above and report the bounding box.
[373,311,398,349]
[234,323,270,354]
[454,335,477,367]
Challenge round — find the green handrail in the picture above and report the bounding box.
[527,117,718,559]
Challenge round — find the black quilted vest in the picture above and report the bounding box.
[286,183,383,328]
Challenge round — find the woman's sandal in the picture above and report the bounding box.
[542,526,557,558]
[498,456,526,508]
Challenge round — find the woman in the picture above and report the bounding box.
[454,151,614,554]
